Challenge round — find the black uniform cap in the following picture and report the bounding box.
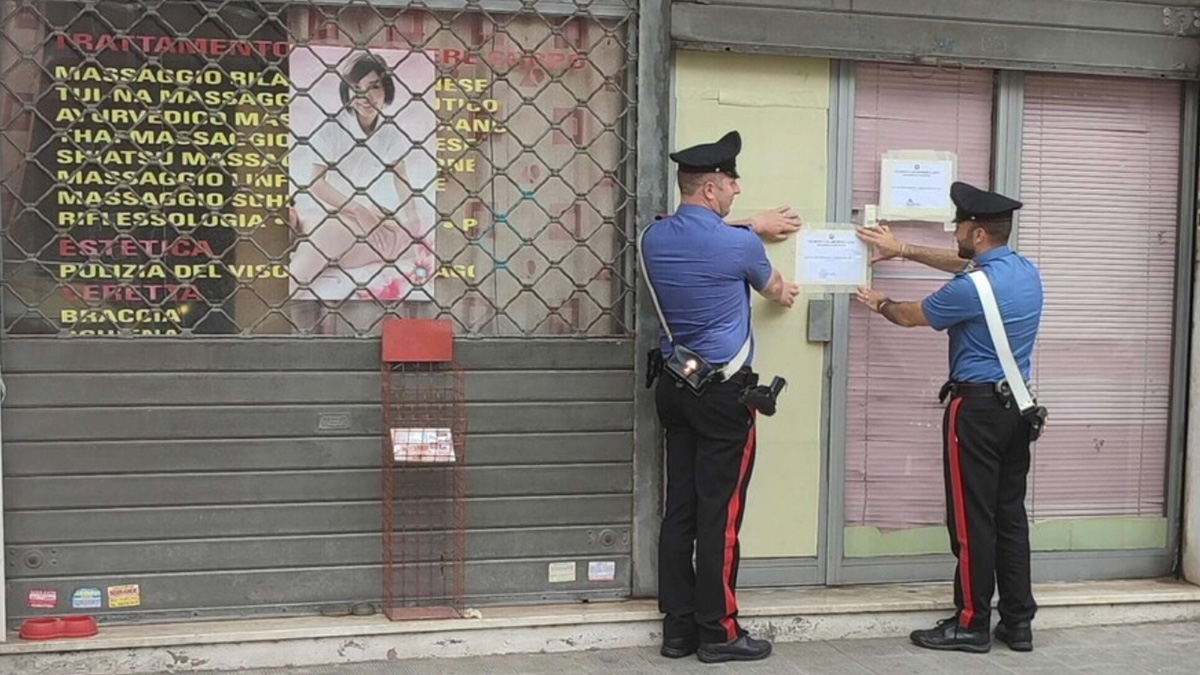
[670,130,741,179]
[951,181,1022,223]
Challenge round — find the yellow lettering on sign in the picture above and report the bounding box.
[441,218,479,230]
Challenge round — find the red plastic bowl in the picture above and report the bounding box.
[19,618,62,641]
[18,616,99,641]
[61,616,98,638]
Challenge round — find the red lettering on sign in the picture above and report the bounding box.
[59,238,216,259]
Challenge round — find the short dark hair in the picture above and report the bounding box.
[677,170,724,196]
[339,53,396,107]
[968,217,1013,244]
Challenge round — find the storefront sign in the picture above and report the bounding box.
[2,2,630,338]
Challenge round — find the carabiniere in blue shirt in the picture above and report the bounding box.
[921,246,1044,383]
[641,204,774,367]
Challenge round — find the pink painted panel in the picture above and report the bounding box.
[1020,73,1181,519]
[845,63,995,530]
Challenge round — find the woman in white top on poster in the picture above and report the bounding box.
[291,51,437,300]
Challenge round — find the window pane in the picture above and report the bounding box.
[1,2,635,337]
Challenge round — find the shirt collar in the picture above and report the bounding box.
[972,245,1012,266]
[675,204,722,221]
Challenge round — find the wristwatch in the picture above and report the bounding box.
[876,298,894,314]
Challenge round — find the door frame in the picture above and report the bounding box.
[822,61,1194,586]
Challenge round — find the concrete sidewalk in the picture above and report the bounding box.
[186,620,1199,674]
[10,582,1198,674]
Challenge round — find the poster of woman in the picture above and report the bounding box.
[288,46,438,302]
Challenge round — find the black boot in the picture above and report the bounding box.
[995,621,1033,652]
[697,633,772,663]
[660,635,698,659]
[910,617,991,653]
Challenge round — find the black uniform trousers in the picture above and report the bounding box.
[655,368,757,645]
[943,386,1038,631]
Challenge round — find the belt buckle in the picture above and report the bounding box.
[995,380,1013,408]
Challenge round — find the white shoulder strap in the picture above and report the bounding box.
[723,329,752,377]
[637,222,752,377]
[967,270,1035,412]
[636,223,674,344]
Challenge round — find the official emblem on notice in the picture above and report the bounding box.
[391,428,455,463]
[107,584,141,608]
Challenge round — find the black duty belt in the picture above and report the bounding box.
[938,381,1008,404]
[645,349,786,416]
[645,348,749,389]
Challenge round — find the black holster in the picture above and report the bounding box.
[939,380,1048,442]
[1025,405,1049,442]
[738,375,787,416]
[645,348,664,389]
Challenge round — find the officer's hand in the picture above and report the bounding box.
[856,224,903,263]
[779,280,801,308]
[752,207,802,242]
[854,286,887,312]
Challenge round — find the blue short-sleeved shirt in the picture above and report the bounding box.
[921,246,1044,383]
[641,204,773,365]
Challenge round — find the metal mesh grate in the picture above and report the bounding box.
[0,0,637,337]
[381,358,467,620]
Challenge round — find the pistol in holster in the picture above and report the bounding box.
[995,381,1049,441]
[938,381,1048,442]
[645,348,664,389]
[738,374,788,416]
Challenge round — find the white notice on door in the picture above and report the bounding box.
[795,227,870,290]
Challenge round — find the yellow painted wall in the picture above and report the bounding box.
[673,51,830,558]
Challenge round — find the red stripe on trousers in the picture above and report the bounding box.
[947,398,975,628]
[719,421,756,642]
